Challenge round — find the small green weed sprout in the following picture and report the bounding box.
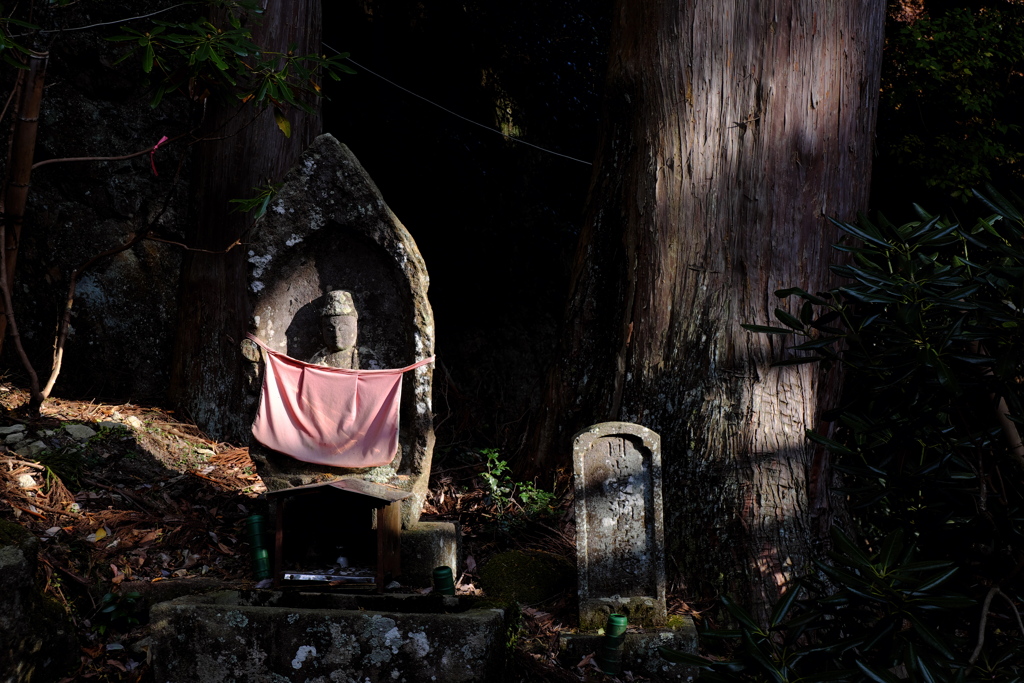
[94,591,142,636]
[479,449,558,529]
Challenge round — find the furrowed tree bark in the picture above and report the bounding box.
[529,0,884,615]
[170,0,322,441]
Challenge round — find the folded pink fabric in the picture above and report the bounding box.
[247,334,434,467]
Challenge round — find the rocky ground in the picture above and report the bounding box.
[0,384,697,682]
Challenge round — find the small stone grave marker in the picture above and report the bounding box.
[573,421,666,629]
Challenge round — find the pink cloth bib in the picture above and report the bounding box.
[247,334,434,467]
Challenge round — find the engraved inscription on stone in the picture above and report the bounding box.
[574,422,666,629]
[585,437,652,596]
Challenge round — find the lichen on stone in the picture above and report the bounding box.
[291,644,317,669]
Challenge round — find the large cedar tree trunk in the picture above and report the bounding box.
[170,1,322,441]
[530,0,885,612]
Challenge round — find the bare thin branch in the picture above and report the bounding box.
[43,146,190,400]
[37,3,194,34]
[969,586,999,665]
[996,587,1024,638]
[970,342,1024,469]
[31,132,186,170]
[0,52,47,411]
[0,214,42,407]
[146,234,244,254]
[994,394,1024,468]
[41,229,149,398]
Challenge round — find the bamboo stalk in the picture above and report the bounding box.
[0,51,48,356]
[0,51,48,413]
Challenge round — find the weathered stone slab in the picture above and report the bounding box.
[243,134,435,527]
[64,423,97,442]
[14,440,46,458]
[573,422,666,629]
[148,590,512,683]
[4,431,26,445]
[479,550,574,605]
[559,622,699,682]
[398,521,460,587]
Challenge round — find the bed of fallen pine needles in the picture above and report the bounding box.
[0,384,264,680]
[0,383,702,682]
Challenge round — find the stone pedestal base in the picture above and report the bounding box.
[559,618,699,682]
[580,595,667,630]
[149,591,511,683]
[399,521,461,587]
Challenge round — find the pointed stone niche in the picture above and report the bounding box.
[573,422,666,630]
[242,134,435,528]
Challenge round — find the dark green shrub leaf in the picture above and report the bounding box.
[854,659,902,683]
[741,324,794,335]
[657,647,716,668]
[915,566,958,592]
[792,337,843,351]
[830,527,873,567]
[775,308,805,330]
[975,186,1023,222]
[838,287,900,304]
[805,430,856,456]
[769,581,803,627]
[793,670,856,682]
[775,287,828,305]
[721,594,763,634]
[834,220,894,250]
[800,300,815,324]
[741,630,785,683]
[877,530,904,571]
[906,614,956,660]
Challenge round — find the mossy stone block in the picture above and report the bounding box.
[0,520,77,682]
[479,550,573,605]
[399,521,460,587]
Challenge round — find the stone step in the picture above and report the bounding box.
[559,618,699,682]
[148,590,514,682]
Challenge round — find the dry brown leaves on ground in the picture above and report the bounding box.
[0,386,263,681]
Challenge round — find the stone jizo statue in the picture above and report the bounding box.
[243,288,400,491]
[309,290,359,369]
[240,136,437,526]
[241,290,360,391]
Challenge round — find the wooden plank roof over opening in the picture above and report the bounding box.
[265,478,412,503]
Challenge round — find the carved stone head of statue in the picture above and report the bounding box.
[321,290,357,353]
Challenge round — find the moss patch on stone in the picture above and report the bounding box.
[0,518,32,547]
[479,550,574,605]
[666,614,688,630]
